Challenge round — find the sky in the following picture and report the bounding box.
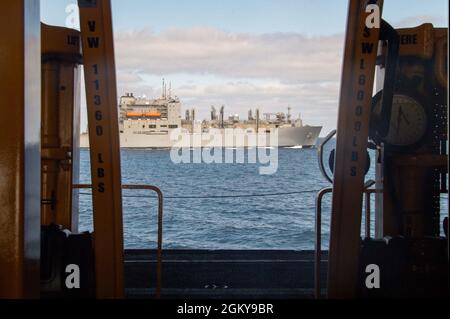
[41,0,448,134]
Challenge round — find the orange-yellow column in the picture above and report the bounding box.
[0,0,41,299]
[328,0,383,299]
[78,0,125,298]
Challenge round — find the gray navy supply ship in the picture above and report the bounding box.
[80,89,322,149]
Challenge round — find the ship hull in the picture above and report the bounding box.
[278,126,322,148]
[80,126,322,149]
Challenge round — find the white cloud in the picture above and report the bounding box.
[110,27,345,133]
[114,27,344,84]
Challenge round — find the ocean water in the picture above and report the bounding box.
[78,145,448,250]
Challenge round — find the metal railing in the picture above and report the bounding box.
[74,184,164,299]
[314,181,377,299]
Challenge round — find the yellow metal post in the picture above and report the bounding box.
[41,24,83,231]
[78,0,125,298]
[0,1,41,299]
[328,0,383,298]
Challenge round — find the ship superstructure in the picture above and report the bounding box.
[119,92,182,137]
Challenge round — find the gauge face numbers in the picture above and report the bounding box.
[374,94,427,147]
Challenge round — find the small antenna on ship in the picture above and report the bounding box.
[162,78,167,99]
[287,106,291,123]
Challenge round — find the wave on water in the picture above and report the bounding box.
[284,145,303,149]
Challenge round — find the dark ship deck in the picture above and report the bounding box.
[125,250,328,299]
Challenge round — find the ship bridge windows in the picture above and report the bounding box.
[169,125,178,129]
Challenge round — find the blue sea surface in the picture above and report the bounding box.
[78,145,448,250]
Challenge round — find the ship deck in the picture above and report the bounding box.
[125,250,328,299]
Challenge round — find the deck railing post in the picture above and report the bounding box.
[74,184,164,299]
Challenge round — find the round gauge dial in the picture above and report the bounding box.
[373,94,428,147]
